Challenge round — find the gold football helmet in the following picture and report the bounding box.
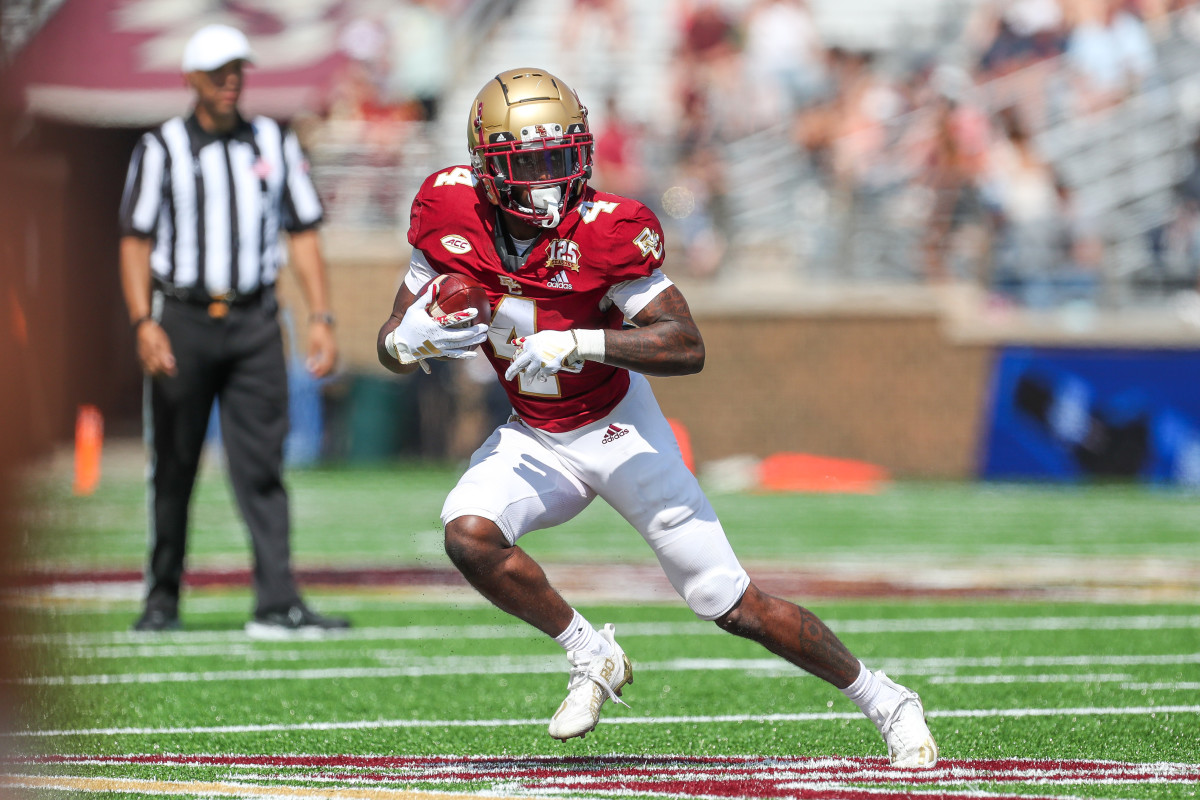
[468,68,593,227]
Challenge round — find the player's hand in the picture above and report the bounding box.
[505,329,584,383]
[384,283,488,372]
[136,319,177,378]
[305,316,338,378]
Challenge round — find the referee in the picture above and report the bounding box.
[119,24,349,636]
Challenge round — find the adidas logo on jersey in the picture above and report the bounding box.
[547,270,574,290]
[601,424,629,444]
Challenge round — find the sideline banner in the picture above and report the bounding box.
[980,348,1200,486]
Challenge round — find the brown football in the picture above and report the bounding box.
[423,273,492,330]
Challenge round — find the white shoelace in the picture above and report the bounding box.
[566,653,631,708]
[879,688,922,742]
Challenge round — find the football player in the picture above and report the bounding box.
[376,68,938,766]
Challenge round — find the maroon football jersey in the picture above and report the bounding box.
[408,166,667,432]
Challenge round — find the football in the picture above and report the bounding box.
[423,273,492,329]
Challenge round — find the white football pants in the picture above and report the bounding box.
[442,373,751,620]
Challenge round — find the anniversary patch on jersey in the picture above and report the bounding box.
[545,239,581,272]
[439,234,472,254]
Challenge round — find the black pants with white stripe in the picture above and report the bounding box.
[143,291,302,618]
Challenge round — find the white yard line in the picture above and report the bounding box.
[7,705,1200,738]
[14,653,1200,686]
[0,774,485,799]
[13,614,1200,647]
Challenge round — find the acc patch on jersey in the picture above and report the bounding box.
[440,234,472,254]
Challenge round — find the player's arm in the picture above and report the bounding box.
[376,283,422,375]
[120,234,176,378]
[507,272,705,382]
[119,133,176,377]
[288,229,337,378]
[376,250,487,375]
[597,285,704,376]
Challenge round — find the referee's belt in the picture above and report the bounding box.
[157,283,271,319]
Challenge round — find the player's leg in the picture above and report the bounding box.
[716,585,937,767]
[217,307,304,619]
[560,375,936,765]
[442,420,595,635]
[443,513,574,637]
[137,302,217,631]
[441,421,630,739]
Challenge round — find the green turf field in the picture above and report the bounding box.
[4,456,1199,799]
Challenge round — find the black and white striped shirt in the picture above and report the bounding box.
[119,113,323,297]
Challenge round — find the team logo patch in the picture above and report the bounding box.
[546,239,581,272]
[633,227,663,260]
[601,424,629,444]
[520,123,562,142]
[440,235,472,255]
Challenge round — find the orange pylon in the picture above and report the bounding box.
[73,405,103,495]
[668,418,695,474]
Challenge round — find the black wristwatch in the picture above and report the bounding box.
[309,312,336,327]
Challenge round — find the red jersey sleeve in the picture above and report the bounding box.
[407,166,483,255]
[574,192,666,286]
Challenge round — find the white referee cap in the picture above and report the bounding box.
[182,24,255,72]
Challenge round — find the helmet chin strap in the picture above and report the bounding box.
[530,185,563,228]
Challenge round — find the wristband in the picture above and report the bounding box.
[132,315,155,332]
[309,312,336,327]
[571,328,605,363]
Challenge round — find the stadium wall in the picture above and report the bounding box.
[279,253,997,479]
[647,313,994,480]
[279,250,1200,481]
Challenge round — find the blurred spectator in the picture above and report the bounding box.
[1065,0,1157,111]
[984,108,1066,300]
[676,0,739,67]
[826,51,905,191]
[982,108,1104,305]
[741,0,827,127]
[385,0,451,121]
[911,73,992,283]
[1053,178,1106,300]
[592,95,648,201]
[975,0,1068,80]
[1150,131,1200,288]
[318,12,415,229]
[670,0,742,134]
[561,0,629,97]
[662,143,730,280]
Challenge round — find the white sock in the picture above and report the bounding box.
[840,661,902,726]
[553,609,611,658]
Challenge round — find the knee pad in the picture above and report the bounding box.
[680,565,750,621]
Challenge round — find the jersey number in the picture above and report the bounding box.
[434,167,474,187]
[488,296,579,397]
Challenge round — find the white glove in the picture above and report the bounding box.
[385,284,488,373]
[505,329,605,383]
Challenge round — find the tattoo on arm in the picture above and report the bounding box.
[601,286,705,376]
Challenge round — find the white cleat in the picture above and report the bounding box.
[548,623,633,741]
[874,671,938,768]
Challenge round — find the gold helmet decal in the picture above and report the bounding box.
[467,68,593,228]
